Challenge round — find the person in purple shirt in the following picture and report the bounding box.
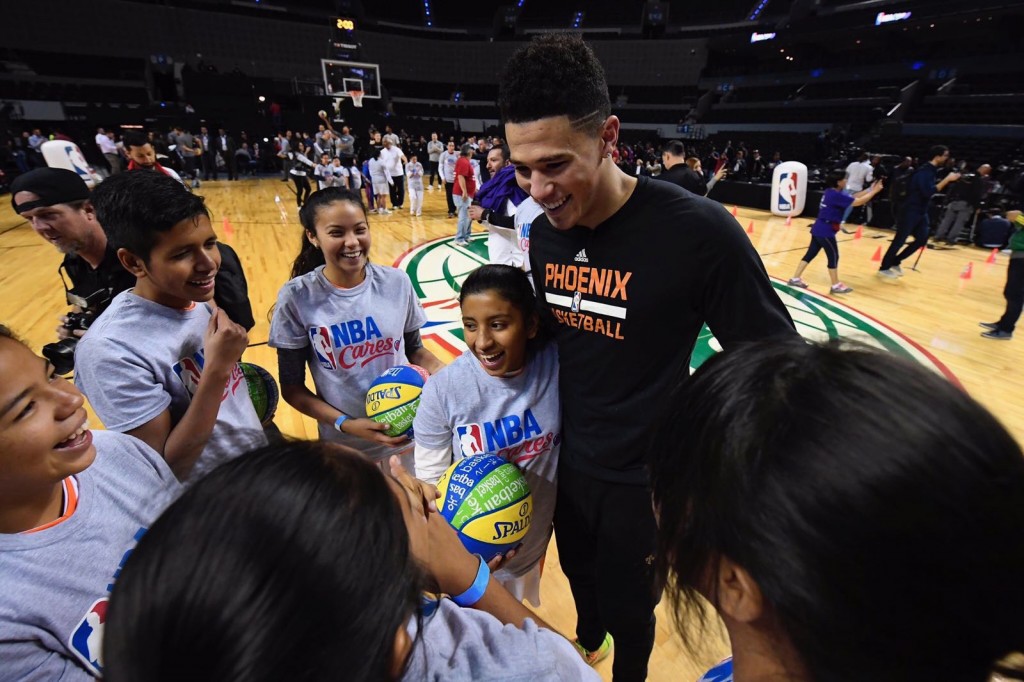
[788,169,883,294]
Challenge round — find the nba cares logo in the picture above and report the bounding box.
[457,423,485,457]
[172,353,204,398]
[69,599,107,675]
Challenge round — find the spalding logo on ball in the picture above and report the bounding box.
[365,364,430,437]
[436,454,533,562]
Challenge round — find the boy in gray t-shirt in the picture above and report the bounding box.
[78,171,267,485]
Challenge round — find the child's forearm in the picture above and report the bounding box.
[281,383,345,424]
[163,366,233,477]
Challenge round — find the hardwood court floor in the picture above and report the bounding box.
[2,177,1022,680]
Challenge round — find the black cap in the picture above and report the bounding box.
[10,168,91,214]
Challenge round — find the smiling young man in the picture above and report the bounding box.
[74,171,266,486]
[499,34,795,680]
[0,324,180,679]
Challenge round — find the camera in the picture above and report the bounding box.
[42,288,112,376]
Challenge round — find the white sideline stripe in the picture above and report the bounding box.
[545,292,628,320]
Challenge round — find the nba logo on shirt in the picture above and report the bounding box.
[777,172,798,213]
[172,352,205,398]
[309,326,337,370]
[69,598,107,675]
[570,291,582,313]
[457,423,484,457]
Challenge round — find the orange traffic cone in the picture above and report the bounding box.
[871,246,882,262]
[960,262,973,280]
[986,248,998,264]
[785,215,793,226]
[854,226,863,240]
[731,205,739,217]
[746,220,755,234]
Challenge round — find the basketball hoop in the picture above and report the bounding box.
[349,90,365,108]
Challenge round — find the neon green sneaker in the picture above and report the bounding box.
[572,633,613,666]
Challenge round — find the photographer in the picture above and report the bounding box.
[11,169,135,374]
[934,164,993,245]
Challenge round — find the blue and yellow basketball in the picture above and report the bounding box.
[436,454,533,562]
[365,364,430,437]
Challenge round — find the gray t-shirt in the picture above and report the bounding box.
[337,133,355,155]
[427,140,444,162]
[74,292,267,485]
[514,197,544,275]
[439,150,459,183]
[406,161,425,191]
[0,430,180,679]
[413,344,560,580]
[402,598,599,681]
[268,264,427,461]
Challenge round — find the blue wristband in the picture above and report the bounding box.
[452,554,490,607]
[334,415,350,433]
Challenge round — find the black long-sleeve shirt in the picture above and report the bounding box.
[529,176,795,483]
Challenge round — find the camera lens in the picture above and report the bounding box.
[42,338,78,376]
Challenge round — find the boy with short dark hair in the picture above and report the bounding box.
[75,171,266,485]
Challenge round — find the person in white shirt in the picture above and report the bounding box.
[842,152,874,227]
[96,127,122,175]
[368,147,393,215]
[406,155,425,217]
[379,138,407,210]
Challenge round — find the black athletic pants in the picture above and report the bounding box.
[444,181,456,215]
[291,175,311,207]
[880,209,929,271]
[997,258,1024,333]
[554,466,660,681]
[428,160,439,187]
[390,174,405,208]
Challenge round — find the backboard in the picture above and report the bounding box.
[321,60,382,99]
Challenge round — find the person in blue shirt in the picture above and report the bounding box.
[878,145,960,278]
[788,169,883,294]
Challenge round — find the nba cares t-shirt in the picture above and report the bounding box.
[412,343,560,580]
[74,292,268,486]
[268,263,427,461]
[0,431,180,679]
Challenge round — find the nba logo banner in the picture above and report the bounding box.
[770,161,808,217]
[69,599,108,674]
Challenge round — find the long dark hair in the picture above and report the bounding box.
[290,187,369,279]
[103,440,423,682]
[650,339,1024,682]
[459,264,550,353]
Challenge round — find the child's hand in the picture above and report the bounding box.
[342,417,409,446]
[487,546,518,572]
[203,308,248,376]
[389,455,439,515]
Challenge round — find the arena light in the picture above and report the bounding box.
[876,11,912,26]
[571,10,584,28]
[747,0,771,21]
[423,0,433,27]
[750,31,776,43]
[258,95,266,102]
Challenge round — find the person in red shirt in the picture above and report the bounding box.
[453,143,477,246]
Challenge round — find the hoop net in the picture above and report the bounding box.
[349,90,365,108]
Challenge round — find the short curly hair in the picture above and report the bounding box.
[498,33,610,132]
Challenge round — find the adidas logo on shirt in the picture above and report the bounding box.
[574,249,589,263]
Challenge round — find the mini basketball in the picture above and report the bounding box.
[436,454,533,562]
[317,109,328,118]
[240,362,279,426]
[365,364,430,436]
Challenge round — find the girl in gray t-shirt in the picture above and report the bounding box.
[269,188,444,464]
[413,264,559,606]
